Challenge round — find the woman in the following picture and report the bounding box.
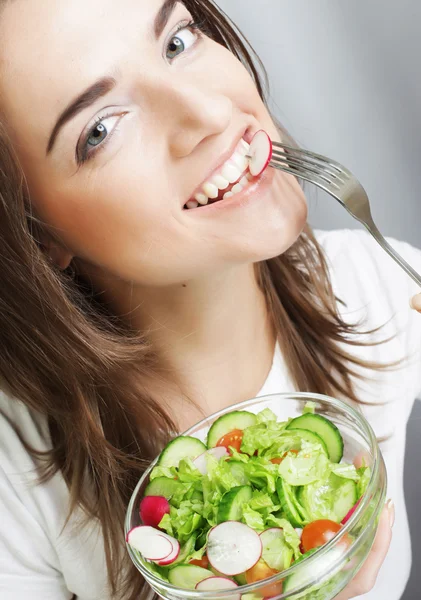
[0,0,419,598]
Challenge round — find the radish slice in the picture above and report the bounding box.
[196,576,240,599]
[341,499,361,525]
[248,130,273,177]
[157,537,180,566]
[126,526,174,561]
[295,528,303,539]
[193,447,229,475]
[140,496,170,528]
[207,522,262,576]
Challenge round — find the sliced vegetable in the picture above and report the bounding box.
[286,414,344,463]
[341,499,361,525]
[217,485,253,523]
[193,447,229,475]
[126,526,174,562]
[190,555,210,569]
[207,411,257,448]
[245,559,283,599]
[216,430,244,454]
[283,546,345,596]
[288,428,329,456]
[158,436,207,468]
[168,565,214,590]
[144,476,181,499]
[196,576,240,599]
[207,522,262,576]
[276,479,306,528]
[139,496,170,529]
[301,520,351,553]
[248,130,273,177]
[260,528,293,571]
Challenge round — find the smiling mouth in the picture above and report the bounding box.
[184,138,256,210]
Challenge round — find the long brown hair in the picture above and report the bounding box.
[0,2,387,598]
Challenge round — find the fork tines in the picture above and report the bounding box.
[270,141,348,188]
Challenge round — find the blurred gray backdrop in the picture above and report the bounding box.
[217,1,421,597]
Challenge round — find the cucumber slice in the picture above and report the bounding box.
[298,475,357,523]
[158,436,207,468]
[283,546,345,597]
[332,479,358,523]
[286,414,344,463]
[276,479,306,528]
[234,572,248,586]
[217,485,253,524]
[144,476,181,499]
[288,428,329,456]
[168,565,214,590]
[207,411,257,449]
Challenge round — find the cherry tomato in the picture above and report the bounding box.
[189,555,209,569]
[216,429,243,454]
[245,559,283,598]
[270,449,299,464]
[301,520,351,553]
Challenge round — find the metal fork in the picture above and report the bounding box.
[270,141,421,287]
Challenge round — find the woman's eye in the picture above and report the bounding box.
[86,115,120,150]
[78,114,122,164]
[166,26,198,61]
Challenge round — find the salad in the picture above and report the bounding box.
[126,405,371,598]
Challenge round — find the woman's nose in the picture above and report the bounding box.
[157,80,233,158]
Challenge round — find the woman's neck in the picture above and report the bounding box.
[92,263,276,430]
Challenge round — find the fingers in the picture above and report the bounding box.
[336,503,394,599]
[410,293,421,312]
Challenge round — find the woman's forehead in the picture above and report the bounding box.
[0,0,169,145]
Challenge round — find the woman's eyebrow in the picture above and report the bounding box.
[154,0,178,39]
[46,0,179,156]
[46,76,116,155]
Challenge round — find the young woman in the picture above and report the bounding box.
[0,1,420,599]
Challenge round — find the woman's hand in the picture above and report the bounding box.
[410,294,421,312]
[335,501,394,599]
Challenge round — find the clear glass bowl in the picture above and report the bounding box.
[125,392,387,600]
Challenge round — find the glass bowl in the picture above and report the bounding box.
[125,392,387,600]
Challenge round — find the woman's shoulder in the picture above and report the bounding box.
[315,228,421,309]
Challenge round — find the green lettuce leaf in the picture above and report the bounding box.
[265,515,302,560]
[256,408,279,424]
[242,505,265,531]
[278,452,330,486]
[330,462,359,481]
[357,466,372,498]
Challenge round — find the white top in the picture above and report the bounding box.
[1,229,420,600]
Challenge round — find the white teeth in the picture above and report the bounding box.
[195,193,209,205]
[186,200,199,209]
[211,174,230,190]
[202,182,219,199]
[239,176,249,187]
[231,152,249,172]
[231,182,245,194]
[223,191,234,199]
[221,162,243,184]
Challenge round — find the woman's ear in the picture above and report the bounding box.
[39,233,74,270]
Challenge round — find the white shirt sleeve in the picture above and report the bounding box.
[0,406,72,600]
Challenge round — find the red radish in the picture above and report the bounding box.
[207,521,262,576]
[157,537,180,566]
[193,447,229,475]
[248,130,273,177]
[196,576,240,599]
[140,496,170,528]
[341,499,361,525]
[126,526,174,561]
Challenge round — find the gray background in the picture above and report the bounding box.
[217,1,421,597]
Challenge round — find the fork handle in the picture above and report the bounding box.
[363,218,421,288]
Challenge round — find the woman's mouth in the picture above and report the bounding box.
[184,138,256,210]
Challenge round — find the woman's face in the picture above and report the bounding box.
[0,0,307,287]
